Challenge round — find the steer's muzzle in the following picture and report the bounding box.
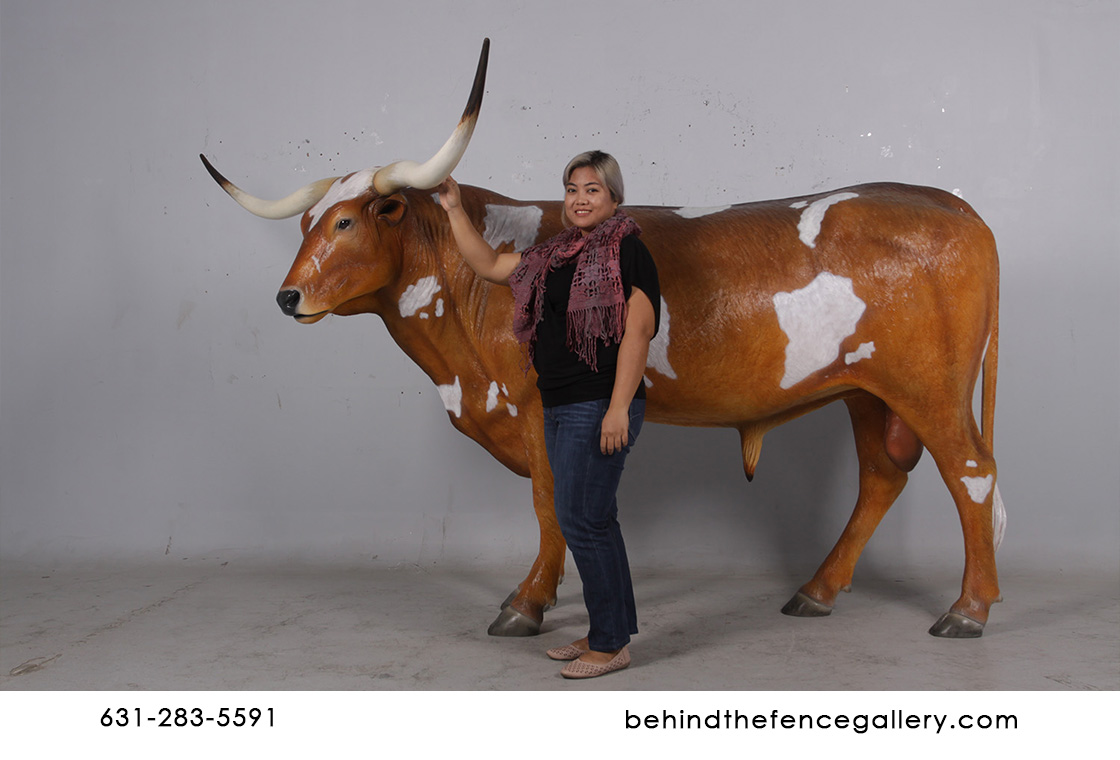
[277,289,301,317]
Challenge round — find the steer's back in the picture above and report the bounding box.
[628,183,999,425]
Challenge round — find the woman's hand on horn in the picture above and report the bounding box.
[437,177,462,213]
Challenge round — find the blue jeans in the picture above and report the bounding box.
[542,398,645,652]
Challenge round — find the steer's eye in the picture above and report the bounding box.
[336,218,352,231]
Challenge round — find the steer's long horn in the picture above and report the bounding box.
[372,38,489,195]
[199,154,339,220]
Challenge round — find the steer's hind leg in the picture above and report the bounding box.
[783,394,909,617]
[918,424,1002,638]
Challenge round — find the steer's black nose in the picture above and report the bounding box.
[277,289,301,317]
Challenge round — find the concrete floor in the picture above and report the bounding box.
[1,557,1116,691]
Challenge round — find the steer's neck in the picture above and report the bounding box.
[375,188,526,401]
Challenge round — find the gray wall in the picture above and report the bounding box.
[2,0,1117,576]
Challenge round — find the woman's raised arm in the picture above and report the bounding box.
[437,177,522,285]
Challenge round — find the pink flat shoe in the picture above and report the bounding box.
[560,646,630,679]
[546,642,589,661]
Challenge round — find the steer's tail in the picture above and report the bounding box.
[981,279,999,449]
[982,269,1005,551]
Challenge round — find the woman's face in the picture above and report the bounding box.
[564,166,618,235]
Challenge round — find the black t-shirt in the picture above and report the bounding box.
[533,235,661,407]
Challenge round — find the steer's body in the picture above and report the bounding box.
[271,180,1002,638]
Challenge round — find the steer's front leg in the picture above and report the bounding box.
[488,408,565,636]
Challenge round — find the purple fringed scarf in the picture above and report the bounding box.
[508,211,642,372]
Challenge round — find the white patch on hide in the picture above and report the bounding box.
[419,312,429,319]
[483,204,543,252]
[487,380,518,415]
[437,376,462,418]
[646,296,678,379]
[790,200,809,209]
[992,484,1006,551]
[960,474,994,505]
[773,272,866,389]
[794,192,859,248]
[844,341,875,365]
[674,205,731,219]
[643,376,653,388]
[966,460,979,468]
[435,298,444,318]
[307,169,377,230]
[399,276,442,318]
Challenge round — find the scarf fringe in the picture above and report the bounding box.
[566,303,628,373]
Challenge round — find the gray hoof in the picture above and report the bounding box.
[500,589,552,613]
[487,606,541,637]
[781,591,833,617]
[928,612,984,638]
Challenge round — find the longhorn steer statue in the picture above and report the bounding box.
[202,40,1004,638]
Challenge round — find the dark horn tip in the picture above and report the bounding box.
[199,154,230,187]
[461,38,490,121]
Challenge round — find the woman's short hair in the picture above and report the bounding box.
[563,150,625,205]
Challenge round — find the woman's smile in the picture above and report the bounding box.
[565,166,619,234]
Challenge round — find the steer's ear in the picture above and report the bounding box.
[374,194,408,227]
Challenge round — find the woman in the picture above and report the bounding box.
[437,151,660,679]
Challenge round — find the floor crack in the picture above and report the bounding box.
[5,578,209,679]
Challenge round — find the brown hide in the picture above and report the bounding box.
[271,180,1002,638]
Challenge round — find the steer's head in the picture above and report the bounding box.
[201,39,488,323]
[276,172,412,323]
